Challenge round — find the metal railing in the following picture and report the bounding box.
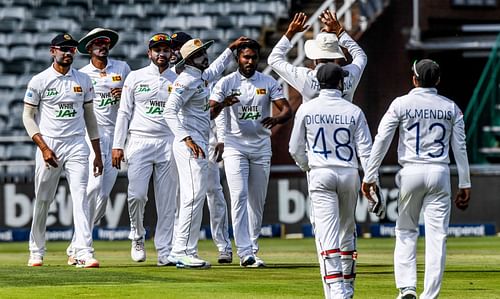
[463,33,500,163]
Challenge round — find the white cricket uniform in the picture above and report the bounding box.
[113,62,178,258]
[211,70,285,258]
[164,48,233,258]
[24,65,96,260]
[269,31,367,299]
[268,32,367,103]
[363,87,471,299]
[289,89,372,299]
[206,119,232,254]
[78,59,130,229]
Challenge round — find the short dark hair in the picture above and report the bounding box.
[412,59,440,87]
[236,39,260,57]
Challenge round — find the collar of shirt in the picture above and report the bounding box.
[50,64,74,78]
[319,89,343,98]
[184,64,203,78]
[88,58,114,72]
[147,62,173,76]
[237,70,258,81]
[409,87,438,95]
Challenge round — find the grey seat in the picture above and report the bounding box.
[199,2,225,16]
[118,4,144,19]
[172,3,199,17]
[10,46,35,61]
[159,16,186,31]
[0,6,28,21]
[199,29,225,42]
[0,75,18,90]
[186,16,213,30]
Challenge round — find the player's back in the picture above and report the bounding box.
[300,90,365,169]
[394,87,460,165]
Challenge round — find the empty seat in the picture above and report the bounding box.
[34,32,55,48]
[6,143,34,160]
[8,33,33,47]
[127,57,148,70]
[0,75,17,90]
[80,18,101,32]
[143,3,169,18]
[119,31,140,46]
[44,18,78,33]
[32,7,52,19]
[225,28,248,40]
[238,15,271,29]
[66,0,91,9]
[58,6,84,22]
[226,2,249,15]
[10,46,35,61]
[22,19,44,33]
[94,4,114,19]
[0,19,18,33]
[172,3,199,16]
[0,46,9,62]
[134,19,155,32]
[186,16,213,30]
[118,4,144,19]
[159,16,186,31]
[1,6,28,21]
[199,29,225,42]
[3,61,30,75]
[199,2,225,16]
[214,15,236,29]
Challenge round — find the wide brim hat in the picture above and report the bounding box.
[176,39,214,67]
[77,28,119,54]
[304,32,345,60]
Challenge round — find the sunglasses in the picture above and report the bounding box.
[150,34,171,42]
[52,46,77,54]
[92,37,111,46]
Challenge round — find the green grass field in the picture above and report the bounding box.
[0,237,499,298]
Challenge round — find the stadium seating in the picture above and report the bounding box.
[0,0,291,171]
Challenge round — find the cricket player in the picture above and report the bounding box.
[111,33,178,266]
[210,39,292,267]
[169,31,234,264]
[362,59,471,299]
[269,10,367,297]
[268,10,367,103]
[289,63,372,298]
[66,28,131,265]
[23,33,102,268]
[164,36,249,269]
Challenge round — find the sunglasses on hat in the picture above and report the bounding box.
[51,46,77,54]
[150,34,171,42]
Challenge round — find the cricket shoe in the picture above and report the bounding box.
[131,239,146,262]
[217,251,233,264]
[76,257,100,268]
[239,255,256,267]
[157,255,177,267]
[28,254,43,267]
[246,256,266,268]
[67,255,77,266]
[176,255,211,269]
[397,287,417,299]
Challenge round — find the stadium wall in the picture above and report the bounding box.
[0,166,497,241]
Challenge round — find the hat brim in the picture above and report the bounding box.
[304,40,345,60]
[77,29,119,54]
[175,40,214,68]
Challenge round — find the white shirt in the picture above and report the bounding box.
[24,65,94,138]
[363,87,471,188]
[164,48,233,145]
[113,62,177,149]
[211,70,285,152]
[268,32,367,102]
[289,89,372,171]
[79,58,131,131]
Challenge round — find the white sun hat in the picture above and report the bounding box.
[304,32,345,60]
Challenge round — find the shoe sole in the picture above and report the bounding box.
[176,262,211,269]
[75,261,100,268]
[157,262,176,267]
[217,258,233,264]
[28,262,43,267]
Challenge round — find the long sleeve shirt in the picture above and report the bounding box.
[267,32,367,102]
[363,87,471,188]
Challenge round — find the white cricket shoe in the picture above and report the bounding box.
[76,257,100,268]
[397,287,417,299]
[157,255,177,267]
[131,239,146,262]
[217,251,233,264]
[176,255,211,269]
[28,254,43,267]
[239,255,256,267]
[247,256,266,268]
[67,255,77,266]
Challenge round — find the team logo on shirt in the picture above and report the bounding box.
[146,100,165,115]
[230,89,241,96]
[168,85,173,93]
[112,76,122,82]
[45,88,58,97]
[238,105,262,121]
[73,86,82,93]
[256,88,267,95]
[136,84,151,93]
[97,92,119,107]
[56,103,77,118]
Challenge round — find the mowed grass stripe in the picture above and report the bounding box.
[0,237,499,298]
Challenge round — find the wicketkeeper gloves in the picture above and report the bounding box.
[367,185,386,218]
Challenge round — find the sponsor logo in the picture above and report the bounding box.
[45,88,58,97]
[56,103,77,118]
[238,105,262,120]
[146,100,165,115]
[136,84,151,93]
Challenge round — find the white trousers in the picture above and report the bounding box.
[395,164,451,299]
[29,135,94,259]
[87,127,118,226]
[69,128,119,253]
[171,140,208,257]
[206,149,231,253]
[223,147,271,258]
[126,135,178,257]
[309,167,359,299]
